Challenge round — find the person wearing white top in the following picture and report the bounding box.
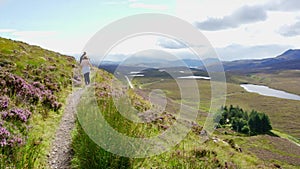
[80,53,92,85]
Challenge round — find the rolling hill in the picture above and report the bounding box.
[99,49,300,74]
[223,49,300,73]
[0,37,77,168]
[1,37,300,168]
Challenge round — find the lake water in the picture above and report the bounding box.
[129,71,144,77]
[129,71,141,74]
[240,84,300,101]
[129,74,144,77]
[178,76,211,80]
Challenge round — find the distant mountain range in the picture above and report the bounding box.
[99,49,300,73]
[222,49,300,73]
[100,57,218,68]
[99,58,219,69]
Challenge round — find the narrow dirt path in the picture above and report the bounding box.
[48,89,83,169]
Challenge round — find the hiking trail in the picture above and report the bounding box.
[48,89,83,169]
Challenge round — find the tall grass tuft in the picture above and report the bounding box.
[71,121,131,169]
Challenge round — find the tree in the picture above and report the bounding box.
[248,110,272,134]
[232,117,247,132]
[243,111,249,121]
[223,105,228,112]
[248,110,259,134]
[260,113,272,133]
[218,106,229,125]
[241,125,250,134]
[218,106,272,135]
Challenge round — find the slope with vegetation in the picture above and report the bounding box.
[129,76,300,168]
[71,68,300,169]
[1,37,299,168]
[218,105,272,135]
[223,49,300,73]
[0,37,76,168]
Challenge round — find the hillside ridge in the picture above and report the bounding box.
[0,36,78,168]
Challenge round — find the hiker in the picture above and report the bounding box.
[80,53,92,85]
[79,51,86,64]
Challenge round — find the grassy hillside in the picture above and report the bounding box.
[225,70,300,139]
[140,77,300,139]
[227,70,300,95]
[2,36,299,168]
[129,76,300,168]
[0,37,76,168]
[71,69,300,169]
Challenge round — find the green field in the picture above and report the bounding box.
[128,73,300,168]
[228,70,300,95]
[2,36,300,168]
[70,69,300,168]
[135,75,300,139]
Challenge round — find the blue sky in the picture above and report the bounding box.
[1,0,300,61]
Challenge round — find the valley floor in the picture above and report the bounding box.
[69,69,300,168]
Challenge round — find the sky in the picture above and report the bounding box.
[0,0,300,61]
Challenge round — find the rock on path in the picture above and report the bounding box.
[48,89,83,169]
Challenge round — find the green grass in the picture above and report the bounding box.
[71,122,131,169]
[227,70,300,95]
[0,37,76,168]
[227,133,300,168]
[26,88,72,168]
[225,82,300,139]
[5,36,297,168]
[130,75,300,168]
[271,130,300,146]
[137,77,300,139]
[70,69,300,168]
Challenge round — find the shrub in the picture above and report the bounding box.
[1,108,32,123]
[248,110,272,135]
[241,125,250,134]
[0,72,62,111]
[0,96,9,110]
[218,105,272,135]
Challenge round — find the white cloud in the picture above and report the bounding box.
[175,0,269,23]
[0,29,16,33]
[266,0,300,11]
[278,21,300,37]
[195,5,267,31]
[201,12,299,48]
[129,3,169,10]
[216,44,291,61]
[173,0,300,51]
[178,0,300,32]
[180,8,300,60]
[12,31,57,39]
[2,0,299,60]
[93,34,212,62]
[108,35,162,56]
[0,29,91,55]
[157,38,186,49]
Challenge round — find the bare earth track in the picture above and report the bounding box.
[48,89,83,169]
